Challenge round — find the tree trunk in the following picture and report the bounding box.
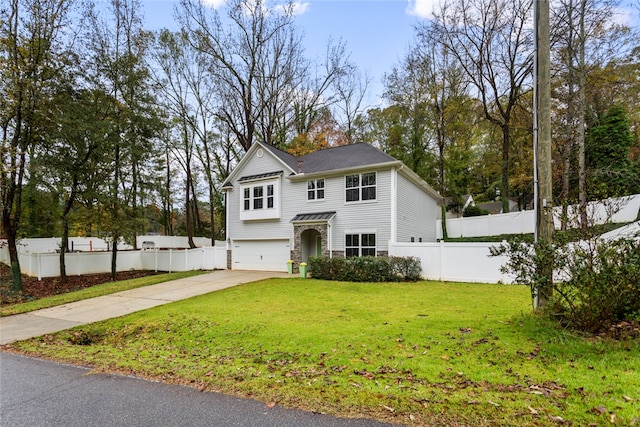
[209,188,216,246]
[111,236,118,281]
[577,0,588,229]
[5,226,22,293]
[501,125,511,213]
[185,168,196,249]
[60,217,68,282]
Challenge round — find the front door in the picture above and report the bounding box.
[316,235,322,257]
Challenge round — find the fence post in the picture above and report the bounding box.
[439,240,445,281]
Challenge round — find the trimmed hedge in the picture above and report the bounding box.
[308,255,422,282]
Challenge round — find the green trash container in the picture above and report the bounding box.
[287,260,293,275]
[299,262,307,278]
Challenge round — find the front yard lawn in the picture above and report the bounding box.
[5,279,639,426]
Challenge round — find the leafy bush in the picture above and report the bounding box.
[308,256,422,282]
[389,256,423,281]
[492,235,640,333]
[463,205,490,217]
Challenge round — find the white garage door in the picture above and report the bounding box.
[233,239,290,271]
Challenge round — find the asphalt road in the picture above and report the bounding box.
[0,352,395,427]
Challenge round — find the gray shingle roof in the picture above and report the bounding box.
[263,143,397,174]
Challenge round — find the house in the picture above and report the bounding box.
[476,200,520,215]
[222,141,441,271]
[444,194,474,218]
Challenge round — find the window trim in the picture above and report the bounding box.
[345,172,376,203]
[344,231,377,257]
[239,178,280,221]
[307,178,325,201]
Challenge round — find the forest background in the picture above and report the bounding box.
[1,0,639,289]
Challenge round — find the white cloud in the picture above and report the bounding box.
[275,1,310,16]
[201,0,227,9]
[406,0,439,20]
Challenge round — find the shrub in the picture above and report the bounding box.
[463,205,490,217]
[492,235,640,333]
[389,256,423,281]
[308,256,422,282]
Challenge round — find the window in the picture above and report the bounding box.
[253,186,263,209]
[345,233,376,257]
[240,179,280,221]
[345,172,376,202]
[307,179,325,200]
[243,188,250,210]
[267,184,274,208]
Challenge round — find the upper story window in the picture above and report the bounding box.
[239,176,280,221]
[345,172,376,202]
[307,178,325,201]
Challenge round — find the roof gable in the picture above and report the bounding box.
[222,142,296,188]
[224,142,440,201]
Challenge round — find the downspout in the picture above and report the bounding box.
[390,166,398,243]
[328,220,333,258]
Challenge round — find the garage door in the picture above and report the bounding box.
[233,239,290,271]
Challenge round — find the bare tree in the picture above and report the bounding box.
[332,63,371,144]
[178,0,300,151]
[178,0,351,152]
[429,0,534,213]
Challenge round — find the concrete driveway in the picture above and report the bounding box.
[0,270,290,345]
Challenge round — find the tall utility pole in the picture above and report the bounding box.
[534,0,554,309]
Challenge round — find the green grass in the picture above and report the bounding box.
[7,279,639,426]
[0,271,206,317]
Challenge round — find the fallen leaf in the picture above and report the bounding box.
[382,405,395,412]
[267,402,276,409]
[528,406,539,415]
[623,395,633,402]
[590,405,607,415]
[548,415,565,423]
[441,354,449,360]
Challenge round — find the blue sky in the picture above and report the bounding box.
[141,0,434,106]
[141,0,638,107]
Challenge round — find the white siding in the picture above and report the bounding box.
[289,169,393,252]
[396,172,439,242]
[226,145,438,260]
[226,148,294,242]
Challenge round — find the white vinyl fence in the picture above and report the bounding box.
[1,237,227,279]
[389,241,514,284]
[439,194,640,239]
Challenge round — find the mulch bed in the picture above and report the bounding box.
[0,263,160,305]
